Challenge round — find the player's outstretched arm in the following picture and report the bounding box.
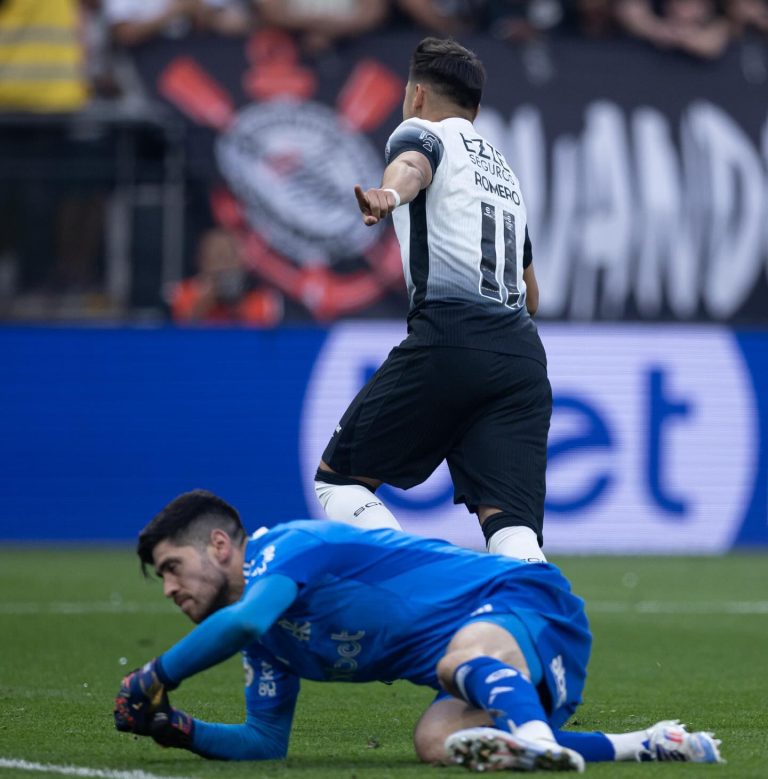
[158,573,298,683]
[354,151,433,226]
[116,665,297,759]
[115,575,298,748]
[185,704,298,760]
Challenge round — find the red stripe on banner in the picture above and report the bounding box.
[337,60,403,132]
[159,57,235,131]
[243,65,316,102]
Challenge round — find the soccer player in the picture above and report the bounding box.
[314,37,551,562]
[114,490,723,771]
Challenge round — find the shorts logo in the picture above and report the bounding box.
[550,655,567,708]
[470,603,494,617]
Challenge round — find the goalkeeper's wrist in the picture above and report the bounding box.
[154,656,179,690]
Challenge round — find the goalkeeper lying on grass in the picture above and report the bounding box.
[114,489,723,773]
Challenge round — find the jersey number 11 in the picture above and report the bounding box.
[479,201,522,310]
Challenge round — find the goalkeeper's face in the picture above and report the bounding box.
[152,540,233,624]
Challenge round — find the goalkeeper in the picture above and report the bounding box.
[114,490,723,772]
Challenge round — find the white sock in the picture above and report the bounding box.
[514,719,557,744]
[314,479,403,530]
[605,730,648,761]
[487,525,546,562]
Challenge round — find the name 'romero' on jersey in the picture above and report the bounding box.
[386,117,545,364]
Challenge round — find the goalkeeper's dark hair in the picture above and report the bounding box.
[409,37,485,111]
[137,489,246,576]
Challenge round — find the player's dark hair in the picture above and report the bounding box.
[409,37,485,111]
[137,489,246,576]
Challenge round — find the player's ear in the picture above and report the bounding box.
[413,83,426,112]
[209,528,232,562]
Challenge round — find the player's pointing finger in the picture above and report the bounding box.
[354,185,371,214]
[354,185,379,226]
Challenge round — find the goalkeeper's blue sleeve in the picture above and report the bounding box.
[190,707,296,760]
[157,574,298,686]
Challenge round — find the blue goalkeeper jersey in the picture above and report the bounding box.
[246,521,565,682]
[239,522,589,720]
[159,520,590,758]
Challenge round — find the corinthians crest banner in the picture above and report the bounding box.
[132,31,768,323]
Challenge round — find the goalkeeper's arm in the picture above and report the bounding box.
[178,705,297,760]
[156,573,298,685]
[116,573,299,758]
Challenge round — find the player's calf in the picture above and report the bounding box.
[480,511,545,563]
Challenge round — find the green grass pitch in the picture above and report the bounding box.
[0,549,766,778]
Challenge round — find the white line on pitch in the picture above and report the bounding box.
[0,758,193,779]
[0,602,173,615]
[1,600,767,616]
[588,600,768,614]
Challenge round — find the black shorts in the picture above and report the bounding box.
[322,346,552,533]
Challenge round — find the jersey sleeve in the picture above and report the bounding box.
[189,646,300,760]
[523,227,533,269]
[157,573,298,685]
[385,120,444,175]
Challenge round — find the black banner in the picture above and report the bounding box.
[134,31,768,322]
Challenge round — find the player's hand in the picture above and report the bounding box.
[114,659,168,735]
[150,705,194,750]
[354,185,397,226]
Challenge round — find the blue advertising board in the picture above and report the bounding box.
[0,325,765,551]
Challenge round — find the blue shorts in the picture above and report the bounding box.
[433,571,591,730]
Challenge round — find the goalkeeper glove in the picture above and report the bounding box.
[150,705,195,750]
[114,658,174,735]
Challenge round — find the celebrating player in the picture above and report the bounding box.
[314,37,551,562]
[114,490,723,771]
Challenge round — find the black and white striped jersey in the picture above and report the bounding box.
[386,116,545,363]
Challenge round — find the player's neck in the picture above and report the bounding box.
[227,547,247,603]
[418,102,476,124]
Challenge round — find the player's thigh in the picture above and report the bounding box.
[436,620,531,694]
[321,347,464,486]
[416,616,533,763]
[447,357,552,515]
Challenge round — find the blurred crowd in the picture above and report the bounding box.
[0,0,766,324]
[1,0,766,115]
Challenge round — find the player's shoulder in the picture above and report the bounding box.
[248,519,321,544]
[386,118,445,170]
[391,116,444,137]
[253,519,370,546]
